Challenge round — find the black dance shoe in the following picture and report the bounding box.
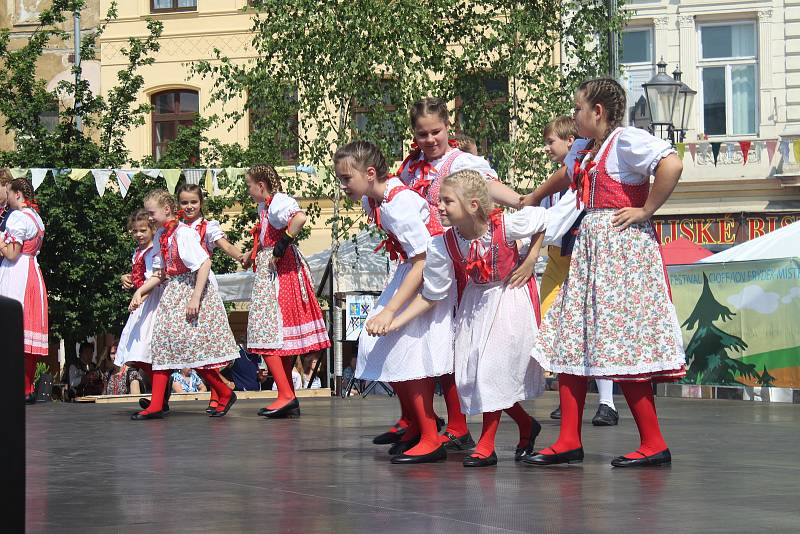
[391,445,447,464]
[521,447,584,465]
[592,404,619,426]
[373,424,407,445]
[25,394,37,405]
[463,451,498,467]
[442,431,476,451]
[388,437,420,456]
[139,398,170,414]
[262,398,301,419]
[205,400,219,415]
[611,449,671,468]
[130,411,164,421]
[550,405,561,420]
[209,392,237,418]
[514,418,542,461]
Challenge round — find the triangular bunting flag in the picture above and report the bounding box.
[69,168,90,181]
[91,169,113,196]
[223,167,245,182]
[183,168,205,185]
[30,168,49,190]
[780,140,791,162]
[710,142,721,166]
[10,168,28,179]
[115,169,136,198]
[793,140,800,164]
[765,140,777,163]
[162,169,181,194]
[204,169,214,194]
[739,141,752,165]
[688,143,697,163]
[676,142,685,160]
[141,169,162,180]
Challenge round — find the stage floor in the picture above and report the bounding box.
[26,393,800,533]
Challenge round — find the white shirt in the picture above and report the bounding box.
[2,208,43,247]
[189,218,225,252]
[259,193,303,245]
[151,224,209,272]
[362,178,433,260]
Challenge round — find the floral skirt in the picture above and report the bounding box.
[150,272,239,370]
[533,210,686,382]
[247,249,284,351]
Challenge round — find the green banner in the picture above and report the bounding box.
[668,258,800,387]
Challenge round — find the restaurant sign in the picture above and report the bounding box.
[652,212,800,246]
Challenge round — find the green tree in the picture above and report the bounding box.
[191,0,628,240]
[682,274,758,385]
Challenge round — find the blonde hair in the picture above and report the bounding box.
[143,188,177,215]
[441,169,494,222]
[542,116,577,141]
[0,168,12,185]
[127,208,156,232]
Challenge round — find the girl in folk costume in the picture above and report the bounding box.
[373,97,526,451]
[177,183,246,414]
[0,178,48,403]
[129,189,240,420]
[384,170,549,467]
[115,210,163,387]
[241,165,330,419]
[335,141,452,464]
[526,78,685,467]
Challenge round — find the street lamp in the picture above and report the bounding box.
[642,58,681,144]
[671,68,697,144]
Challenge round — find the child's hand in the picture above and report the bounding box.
[366,309,395,336]
[121,273,133,289]
[506,261,535,289]
[186,296,201,322]
[612,207,650,230]
[241,256,253,270]
[128,291,144,312]
[519,192,538,208]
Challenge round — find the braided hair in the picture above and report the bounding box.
[442,169,494,223]
[577,77,627,149]
[333,140,389,181]
[247,164,281,194]
[143,188,178,215]
[9,178,38,211]
[410,97,450,128]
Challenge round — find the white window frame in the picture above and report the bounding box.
[697,21,759,138]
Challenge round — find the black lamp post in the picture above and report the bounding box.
[642,58,681,145]
[670,68,697,145]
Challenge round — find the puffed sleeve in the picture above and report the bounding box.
[205,219,226,246]
[617,127,675,177]
[176,226,209,272]
[543,190,582,246]
[361,195,374,218]
[379,191,431,259]
[150,228,164,270]
[421,235,454,301]
[504,207,549,241]
[449,152,499,181]
[565,138,591,180]
[3,211,36,244]
[268,193,303,228]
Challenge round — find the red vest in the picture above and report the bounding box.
[398,149,465,225]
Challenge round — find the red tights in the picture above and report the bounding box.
[196,369,233,412]
[264,355,296,410]
[438,373,469,442]
[541,374,668,458]
[472,403,534,459]
[394,379,440,456]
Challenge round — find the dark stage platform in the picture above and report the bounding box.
[26,393,800,533]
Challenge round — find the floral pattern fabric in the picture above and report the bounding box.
[247,248,284,351]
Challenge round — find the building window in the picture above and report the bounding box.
[151,0,197,13]
[151,90,199,161]
[249,89,300,164]
[351,80,403,160]
[620,28,654,128]
[454,75,510,158]
[698,22,758,136]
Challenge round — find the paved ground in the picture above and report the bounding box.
[25,392,800,533]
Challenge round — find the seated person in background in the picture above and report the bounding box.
[171,368,207,393]
[69,342,105,398]
[300,353,322,390]
[103,343,145,395]
[272,358,303,391]
[220,345,262,391]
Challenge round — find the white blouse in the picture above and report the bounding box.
[131,245,159,280]
[151,225,209,273]
[190,218,225,252]
[421,207,549,301]
[362,177,432,260]
[259,193,303,245]
[400,148,499,182]
[2,208,44,247]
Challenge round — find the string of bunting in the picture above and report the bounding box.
[674,139,799,167]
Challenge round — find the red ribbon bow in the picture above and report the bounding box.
[159,217,180,265]
[249,222,261,272]
[374,236,405,262]
[571,151,596,210]
[464,241,491,280]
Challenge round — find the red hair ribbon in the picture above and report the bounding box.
[571,151,596,210]
[464,241,491,280]
[488,207,503,225]
[176,209,186,221]
[26,198,41,213]
[249,222,261,272]
[448,138,459,148]
[159,217,180,264]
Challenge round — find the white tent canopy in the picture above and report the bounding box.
[216,230,394,302]
[700,220,800,263]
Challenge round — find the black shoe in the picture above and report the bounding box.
[373,424,407,445]
[514,418,542,461]
[139,398,170,414]
[522,447,584,465]
[463,451,498,467]
[550,406,561,420]
[130,411,164,420]
[388,436,420,456]
[25,394,37,405]
[592,404,619,426]
[442,431,476,451]
[209,392,237,418]
[262,398,300,419]
[391,445,447,464]
[205,401,219,415]
[611,449,671,468]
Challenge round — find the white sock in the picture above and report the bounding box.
[596,379,616,411]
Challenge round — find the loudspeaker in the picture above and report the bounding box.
[0,296,24,533]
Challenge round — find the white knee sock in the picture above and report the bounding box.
[596,379,615,410]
